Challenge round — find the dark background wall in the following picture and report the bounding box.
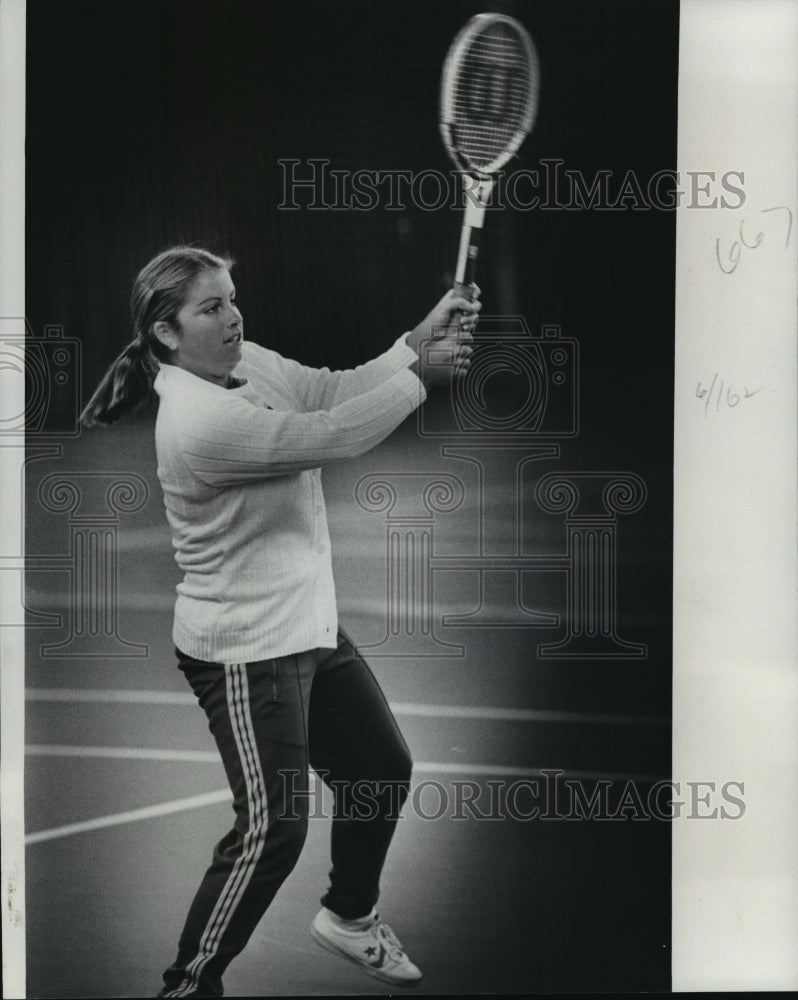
[26,0,677,369]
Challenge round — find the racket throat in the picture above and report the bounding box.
[455,176,493,287]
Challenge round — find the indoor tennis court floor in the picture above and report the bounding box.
[23,418,671,997]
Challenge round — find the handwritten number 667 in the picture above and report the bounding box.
[715,205,793,275]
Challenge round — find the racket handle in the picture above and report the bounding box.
[453,280,476,301]
[454,176,491,287]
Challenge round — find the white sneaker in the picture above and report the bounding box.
[310,906,423,987]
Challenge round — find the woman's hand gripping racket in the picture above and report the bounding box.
[440,13,540,302]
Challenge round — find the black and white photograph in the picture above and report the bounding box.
[1,0,796,996]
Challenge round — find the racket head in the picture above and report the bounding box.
[440,12,540,177]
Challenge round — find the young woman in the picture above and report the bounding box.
[81,246,479,998]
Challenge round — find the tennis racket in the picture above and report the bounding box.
[440,13,540,301]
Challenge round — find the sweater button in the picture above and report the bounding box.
[316,543,326,554]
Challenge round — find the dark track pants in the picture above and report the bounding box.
[160,631,412,998]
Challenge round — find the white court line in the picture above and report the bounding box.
[25,688,195,705]
[392,702,668,728]
[25,743,662,782]
[25,744,220,763]
[25,688,668,727]
[25,790,232,846]
[25,742,665,847]
[414,761,662,782]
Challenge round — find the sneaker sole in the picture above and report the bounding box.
[310,924,423,988]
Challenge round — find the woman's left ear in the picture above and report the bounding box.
[152,320,180,352]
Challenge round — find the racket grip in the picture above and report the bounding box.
[453,280,476,302]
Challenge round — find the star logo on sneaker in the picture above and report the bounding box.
[364,943,387,968]
[310,908,422,985]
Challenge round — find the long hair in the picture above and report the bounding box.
[79,246,234,427]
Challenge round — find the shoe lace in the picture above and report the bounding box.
[375,920,406,959]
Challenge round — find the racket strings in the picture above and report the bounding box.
[443,20,538,173]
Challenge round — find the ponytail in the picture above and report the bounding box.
[79,336,161,427]
[80,245,234,429]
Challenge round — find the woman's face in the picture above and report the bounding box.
[169,267,243,386]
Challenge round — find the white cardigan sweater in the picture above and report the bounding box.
[154,335,424,663]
